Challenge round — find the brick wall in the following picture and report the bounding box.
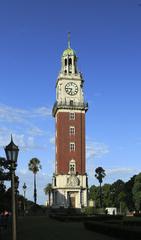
[56,111,86,175]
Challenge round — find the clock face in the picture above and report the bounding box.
[65,82,78,95]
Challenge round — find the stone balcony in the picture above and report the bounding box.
[52,101,88,116]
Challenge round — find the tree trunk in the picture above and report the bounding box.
[100,182,102,208]
[34,173,37,204]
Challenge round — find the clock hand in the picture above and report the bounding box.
[66,87,73,92]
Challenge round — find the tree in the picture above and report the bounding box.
[0,182,6,212]
[95,167,106,208]
[111,179,125,210]
[132,173,141,211]
[0,157,5,179]
[102,184,113,208]
[28,158,41,204]
[118,191,127,214]
[44,183,52,206]
[125,175,136,211]
[89,185,101,208]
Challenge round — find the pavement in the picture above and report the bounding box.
[1,216,118,240]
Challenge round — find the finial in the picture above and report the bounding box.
[68,32,71,48]
[11,134,13,142]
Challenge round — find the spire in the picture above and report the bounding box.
[68,32,71,48]
[61,33,78,75]
[11,134,13,143]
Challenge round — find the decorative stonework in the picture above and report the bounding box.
[67,175,80,187]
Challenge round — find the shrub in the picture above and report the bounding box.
[82,207,105,215]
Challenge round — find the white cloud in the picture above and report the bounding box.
[27,127,46,137]
[87,166,139,186]
[106,168,137,175]
[0,133,33,149]
[0,103,52,150]
[87,166,137,179]
[32,107,51,117]
[18,169,28,175]
[0,132,48,150]
[86,141,109,159]
[0,103,51,124]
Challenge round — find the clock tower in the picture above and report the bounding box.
[52,35,88,209]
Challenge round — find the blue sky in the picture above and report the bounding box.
[0,0,141,204]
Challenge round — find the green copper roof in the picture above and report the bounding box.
[62,47,76,57]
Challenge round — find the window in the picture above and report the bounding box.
[69,58,72,65]
[70,100,73,106]
[65,58,67,66]
[69,126,75,135]
[53,176,56,186]
[69,112,75,120]
[70,142,75,151]
[69,159,76,174]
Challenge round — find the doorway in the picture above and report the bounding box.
[68,192,76,208]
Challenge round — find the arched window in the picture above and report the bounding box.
[69,58,72,65]
[65,58,67,66]
[54,177,56,186]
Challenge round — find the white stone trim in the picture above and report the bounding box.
[56,109,85,114]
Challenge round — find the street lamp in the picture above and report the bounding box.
[23,182,27,198]
[22,182,27,215]
[4,136,19,240]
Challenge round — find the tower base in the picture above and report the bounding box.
[51,174,88,209]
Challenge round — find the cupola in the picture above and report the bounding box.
[61,33,78,75]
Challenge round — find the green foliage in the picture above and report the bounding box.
[95,167,106,184]
[44,183,52,195]
[28,204,44,216]
[28,158,42,204]
[28,158,42,174]
[44,183,52,206]
[95,167,106,208]
[0,187,12,212]
[102,184,113,207]
[89,185,101,207]
[0,157,5,179]
[89,185,98,200]
[0,182,6,212]
[110,179,125,209]
[125,175,136,210]
[83,207,94,215]
[132,173,141,210]
[83,207,105,215]
[89,173,141,213]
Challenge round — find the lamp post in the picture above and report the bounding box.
[4,136,19,240]
[22,182,27,215]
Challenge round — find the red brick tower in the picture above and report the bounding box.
[52,35,88,209]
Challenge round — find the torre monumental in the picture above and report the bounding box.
[52,36,88,209]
